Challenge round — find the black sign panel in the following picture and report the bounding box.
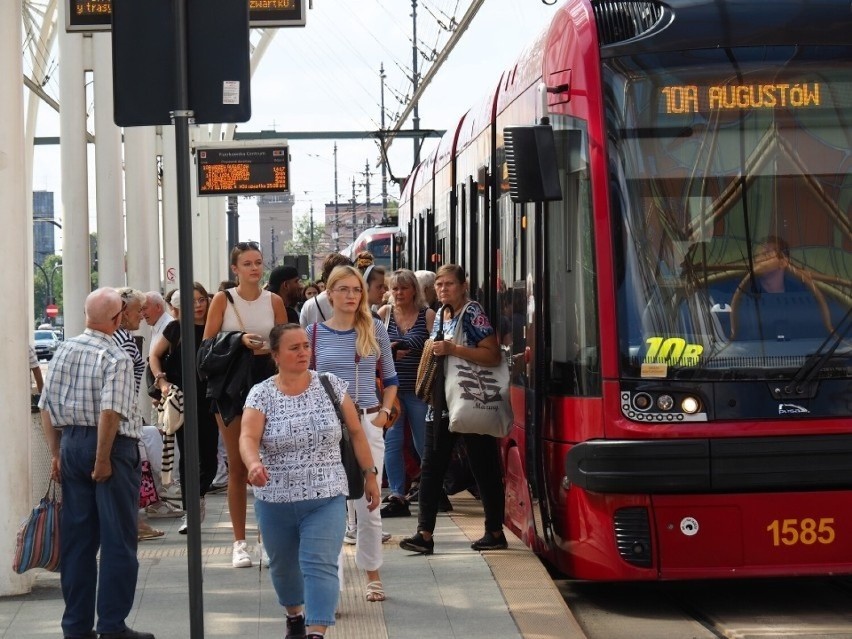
[196,145,290,196]
[112,0,251,126]
[68,0,305,31]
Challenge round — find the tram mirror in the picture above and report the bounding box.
[504,125,563,204]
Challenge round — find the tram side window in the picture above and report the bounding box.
[548,123,600,396]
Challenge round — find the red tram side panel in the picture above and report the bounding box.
[399,0,852,581]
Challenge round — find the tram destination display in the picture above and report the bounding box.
[68,0,306,31]
[196,145,289,197]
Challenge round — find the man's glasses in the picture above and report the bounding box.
[235,241,260,251]
[333,286,363,297]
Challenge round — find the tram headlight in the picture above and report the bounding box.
[632,393,652,411]
[656,394,674,411]
[681,396,701,414]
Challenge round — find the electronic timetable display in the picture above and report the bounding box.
[68,0,306,31]
[196,145,289,197]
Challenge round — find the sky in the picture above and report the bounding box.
[28,0,561,246]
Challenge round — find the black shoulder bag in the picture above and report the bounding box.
[317,369,364,501]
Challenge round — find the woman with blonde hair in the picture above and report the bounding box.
[377,269,435,517]
[306,265,398,602]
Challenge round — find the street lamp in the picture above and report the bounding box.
[33,261,62,322]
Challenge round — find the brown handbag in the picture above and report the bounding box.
[414,338,438,406]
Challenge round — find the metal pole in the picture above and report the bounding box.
[364,160,371,227]
[333,142,340,252]
[309,204,315,281]
[171,0,204,636]
[411,0,420,165]
[352,177,357,243]
[379,63,388,223]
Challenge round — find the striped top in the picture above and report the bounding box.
[113,327,145,394]
[385,307,430,391]
[307,319,399,409]
[39,329,142,438]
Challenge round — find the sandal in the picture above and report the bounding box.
[365,580,386,602]
[138,527,165,541]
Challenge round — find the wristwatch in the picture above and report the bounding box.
[379,407,392,416]
[362,466,379,477]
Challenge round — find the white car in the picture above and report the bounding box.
[33,329,60,361]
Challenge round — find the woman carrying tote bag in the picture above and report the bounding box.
[399,264,508,555]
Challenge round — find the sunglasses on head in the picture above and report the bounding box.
[235,241,260,251]
[111,301,127,321]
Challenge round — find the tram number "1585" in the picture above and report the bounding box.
[766,518,835,546]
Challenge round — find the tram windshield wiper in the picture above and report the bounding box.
[779,307,852,398]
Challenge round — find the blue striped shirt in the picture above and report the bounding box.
[39,329,142,438]
[307,319,399,409]
[386,307,429,391]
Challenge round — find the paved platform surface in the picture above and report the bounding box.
[1,488,585,638]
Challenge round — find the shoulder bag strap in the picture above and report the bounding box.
[310,322,317,370]
[224,290,247,332]
[318,373,349,443]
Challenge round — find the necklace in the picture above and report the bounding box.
[393,307,418,334]
[275,372,311,396]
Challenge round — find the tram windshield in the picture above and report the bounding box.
[604,46,852,380]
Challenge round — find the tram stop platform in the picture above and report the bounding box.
[1,486,585,638]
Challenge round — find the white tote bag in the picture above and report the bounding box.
[444,303,513,437]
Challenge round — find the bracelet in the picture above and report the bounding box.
[154,372,167,380]
[380,407,392,416]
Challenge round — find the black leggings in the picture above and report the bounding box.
[416,417,505,534]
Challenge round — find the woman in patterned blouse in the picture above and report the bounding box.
[240,323,379,639]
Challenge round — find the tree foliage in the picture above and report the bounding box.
[284,214,327,258]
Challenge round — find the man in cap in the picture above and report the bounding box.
[266,264,301,323]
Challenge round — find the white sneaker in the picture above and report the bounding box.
[178,499,205,535]
[343,525,357,545]
[232,540,252,568]
[145,500,184,518]
[382,531,392,543]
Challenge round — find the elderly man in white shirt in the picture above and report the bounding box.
[141,291,173,349]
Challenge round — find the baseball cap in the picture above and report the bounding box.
[267,265,300,292]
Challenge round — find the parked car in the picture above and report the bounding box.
[33,329,60,361]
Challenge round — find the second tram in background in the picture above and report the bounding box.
[346,224,401,270]
[398,0,852,580]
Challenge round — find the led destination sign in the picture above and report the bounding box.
[661,82,822,114]
[197,146,289,197]
[68,0,305,31]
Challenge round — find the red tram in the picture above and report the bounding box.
[348,224,401,270]
[397,0,852,579]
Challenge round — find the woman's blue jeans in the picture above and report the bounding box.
[254,494,346,627]
[383,390,427,497]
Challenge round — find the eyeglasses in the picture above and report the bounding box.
[111,301,127,321]
[333,286,363,297]
[193,297,208,305]
[235,241,260,251]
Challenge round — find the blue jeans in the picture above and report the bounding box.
[59,426,141,637]
[255,495,346,627]
[383,390,427,497]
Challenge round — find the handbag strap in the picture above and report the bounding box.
[224,290,247,332]
[450,301,474,346]
[310,322,317,369]
[318,372,349,443]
